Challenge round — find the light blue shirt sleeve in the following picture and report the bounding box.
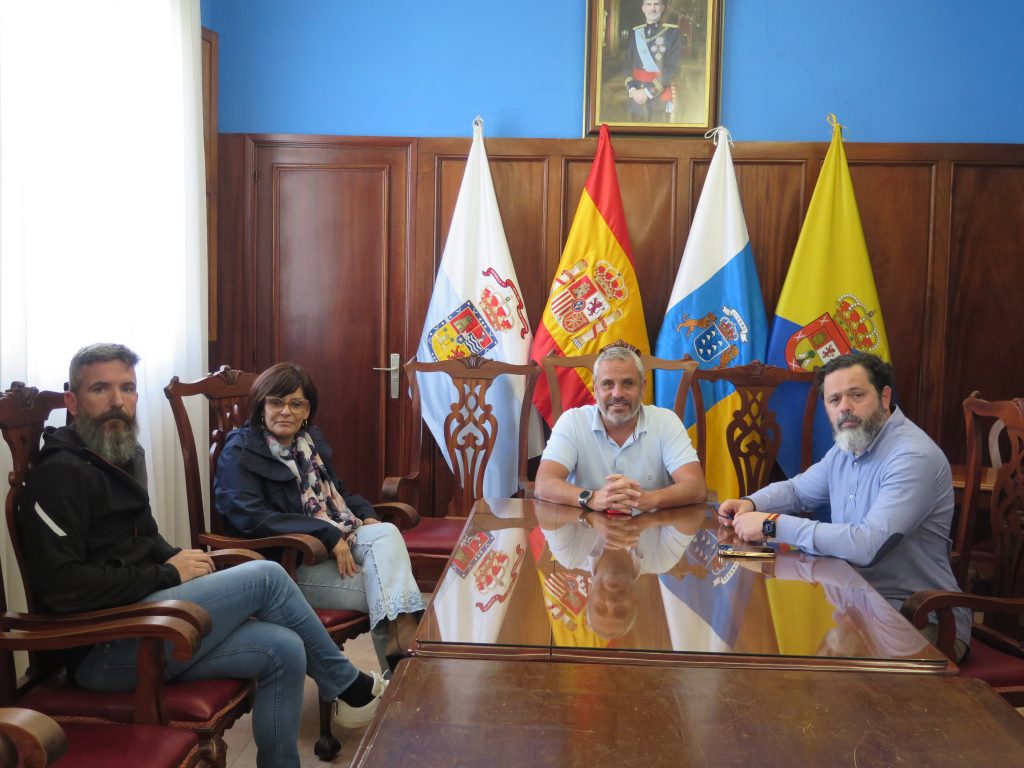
[541,410,582,475]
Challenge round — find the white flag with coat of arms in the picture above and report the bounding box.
[415,117,542,498]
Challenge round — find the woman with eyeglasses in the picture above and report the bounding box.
[215,362,424,675]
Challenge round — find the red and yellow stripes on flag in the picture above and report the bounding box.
[531,124,651,426]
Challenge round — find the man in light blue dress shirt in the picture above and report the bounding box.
[719,352,971,660]
[535,344,706,545]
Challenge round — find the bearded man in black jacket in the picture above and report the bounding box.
[17,343,386,768]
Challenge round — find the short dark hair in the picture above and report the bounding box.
[69,343,140,393]
[248,362,319,428]
[816,351,894,399]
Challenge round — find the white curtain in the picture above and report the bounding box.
[0,0,209,613]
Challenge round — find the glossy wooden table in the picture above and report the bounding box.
[353,656,1024,767]
[414,498,951,674]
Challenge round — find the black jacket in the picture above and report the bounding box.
[16,426,181,614]
[214,425,376,553]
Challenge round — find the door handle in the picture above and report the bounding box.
[372,353,401,399]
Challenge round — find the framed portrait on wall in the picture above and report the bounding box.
[584,0,724,136]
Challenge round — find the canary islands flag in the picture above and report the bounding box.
[654,127,767,501]
[767,115,890,477]
[416,118,541,498]
[531,124,651,425]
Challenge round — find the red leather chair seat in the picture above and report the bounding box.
[402,517,466,556]
[58,721,199,768]
[20,677,250,727]
[314,607,371,629]
[959,638,1024,689]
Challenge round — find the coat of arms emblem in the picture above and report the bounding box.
[675,305,750,368]
[548,259,628,349]
[427,268,528,360]
[785,293,881,371]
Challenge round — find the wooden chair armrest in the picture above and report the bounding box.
[200,531,326,579]
[0,600,211,635]
[972,624,1024,658]
[209,548,266,569]
[902,589,1024,621]
[901,589,1024,660]
[0,707,67,767]
[0,616,201,662]
[200,531,323,558]
[381,472,418,502]
[371,502,420,531]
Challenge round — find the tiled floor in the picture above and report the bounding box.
[224,628,381,768]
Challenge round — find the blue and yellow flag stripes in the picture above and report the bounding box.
[654,127,767,501]
[767,115,890,477]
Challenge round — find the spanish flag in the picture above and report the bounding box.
[767,115,890,477]
[531,124,651,426]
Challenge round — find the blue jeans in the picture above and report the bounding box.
[295,522,425,673]
[74,560,359,768]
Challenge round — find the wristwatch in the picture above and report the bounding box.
[762,513,781,539]
[578,489,594,511]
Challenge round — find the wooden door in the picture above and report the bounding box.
[249,139,413,501]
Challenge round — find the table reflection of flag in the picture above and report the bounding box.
[526,528,606,649]
[764,579,838,656]
[432,527,529,644]
[658,529,753,648]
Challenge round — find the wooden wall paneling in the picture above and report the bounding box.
[613,154,680,344]
[848,160,937,433]
[201,28,218,344]
[218,135,1024,515]
[943,161,1024,464]
[212,133,256,372]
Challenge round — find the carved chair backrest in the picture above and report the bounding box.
[960,392,1024,604]
[0,383,69,701]
[689,361,818,498]
[164,366,257,546]
[0,382,68,615]
[540,352,698,425]
[405,355,540,516]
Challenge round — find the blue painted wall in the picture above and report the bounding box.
[201,0,1024,142]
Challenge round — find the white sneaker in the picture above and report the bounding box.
[333,671,389,729]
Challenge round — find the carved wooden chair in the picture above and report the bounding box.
[382,355,541,589]
[165,365,418,761]
[0,382,252,768]
[902,394,1024,705]
[688,361,818,497]
[0,706,202,768]
[540,351,698,424]
[951,392,1010,590]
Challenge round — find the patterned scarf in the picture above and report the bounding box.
[265,429,361,539]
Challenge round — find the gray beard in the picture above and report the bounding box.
[75,411,140,466]
[832,405,888,455]
[599,399,642,426]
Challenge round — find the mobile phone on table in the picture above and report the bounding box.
[718,543,776,559]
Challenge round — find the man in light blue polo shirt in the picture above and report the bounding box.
[535,344,706,534]
[719,351,971,661]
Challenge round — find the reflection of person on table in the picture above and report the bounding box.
[718,352,970,661]
[624,0,683,122]
[535,343,706,529]
[537,503,703,640]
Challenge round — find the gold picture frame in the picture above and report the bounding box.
[585,0,724,136]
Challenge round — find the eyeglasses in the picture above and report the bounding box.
[265,396,310,414]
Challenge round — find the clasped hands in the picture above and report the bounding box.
[716,498,770,543]
[584,474,649,550]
